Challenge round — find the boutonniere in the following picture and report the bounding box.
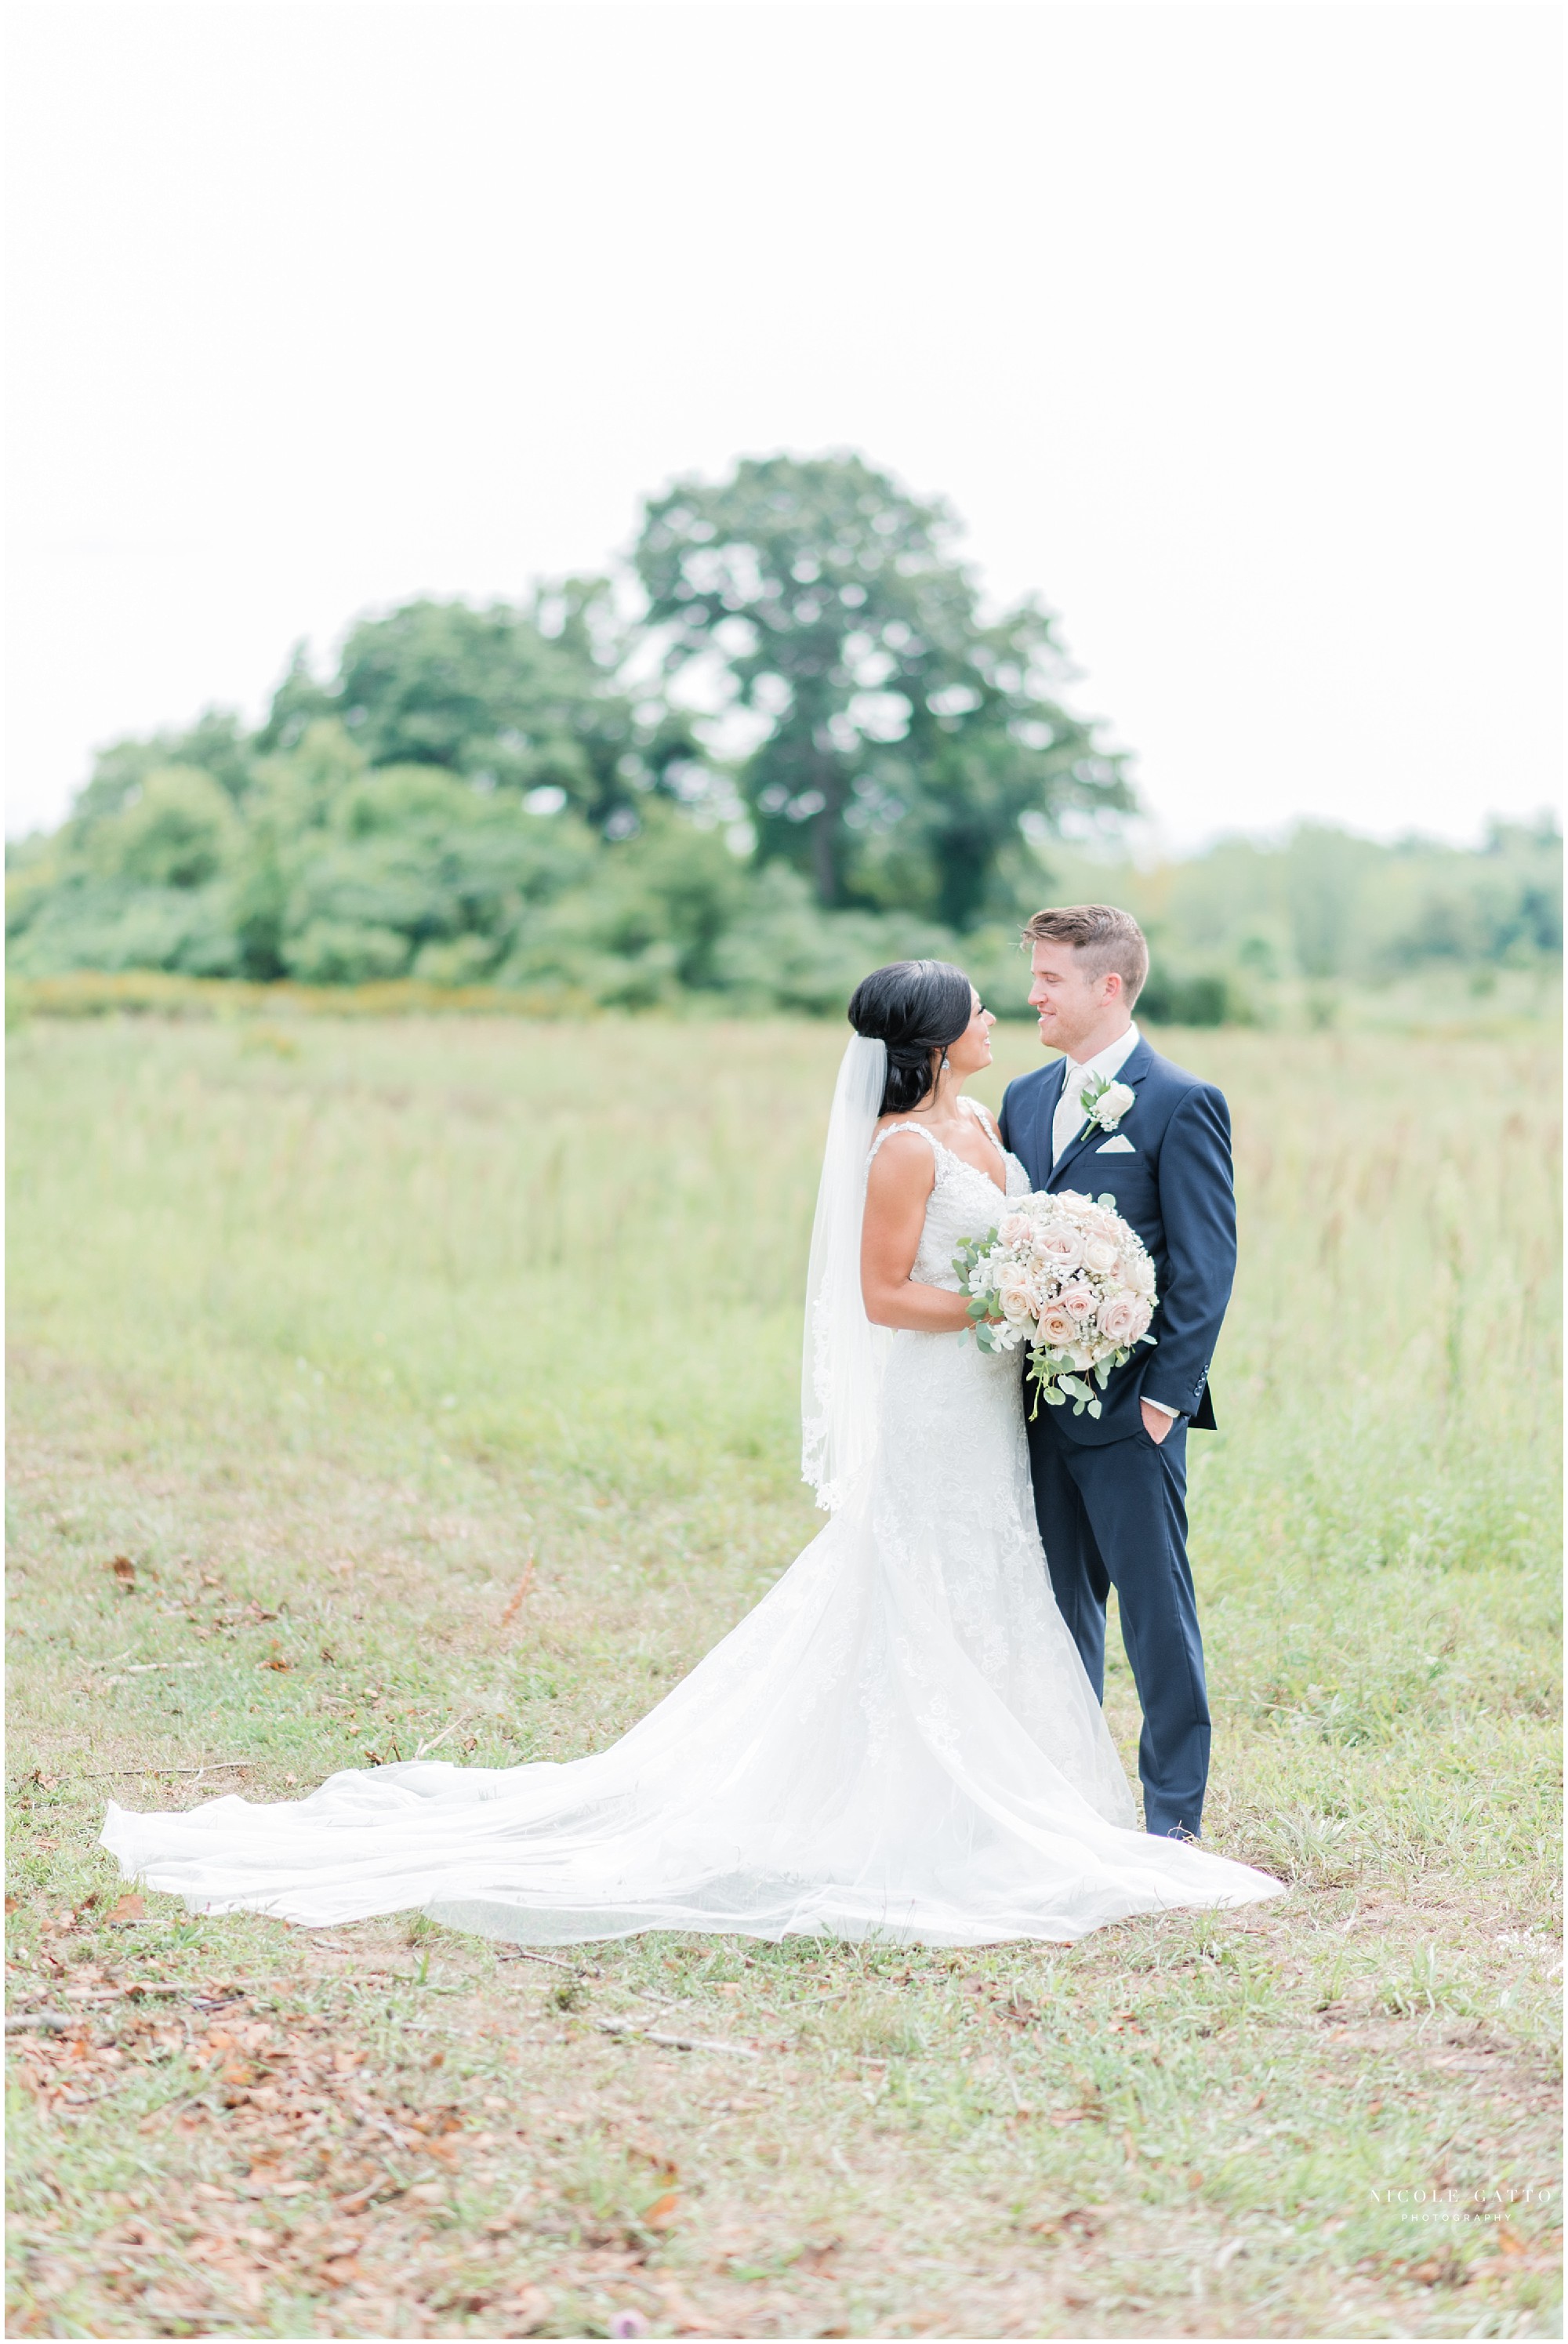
[1080,1076,1136,1137]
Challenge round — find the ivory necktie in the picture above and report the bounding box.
[1052,1061,1092,1166]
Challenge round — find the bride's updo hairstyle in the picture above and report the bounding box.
[848,960,974,1116]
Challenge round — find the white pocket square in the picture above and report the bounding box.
[1095,1135,1136,1153]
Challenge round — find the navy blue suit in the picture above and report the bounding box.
[998,1036,1236,1838]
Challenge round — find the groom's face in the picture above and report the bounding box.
[1028,942,1120,1057]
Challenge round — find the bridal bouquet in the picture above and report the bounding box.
[953,1190,1157,1418]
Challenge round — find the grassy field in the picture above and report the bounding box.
[6,1008,1562,2341]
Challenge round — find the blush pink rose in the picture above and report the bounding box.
[999,1214,1034,1249]
[1035,1301,1076,1348]
[1097,1292,1142,1344]
[1059,1281,1098,1323]
[1036,1225,1085,1274]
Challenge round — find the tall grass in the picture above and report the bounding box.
[6,1011,1561,2339]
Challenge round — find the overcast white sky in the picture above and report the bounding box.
[5,1,1562,848]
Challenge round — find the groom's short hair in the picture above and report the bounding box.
[1022,904,1149,1005]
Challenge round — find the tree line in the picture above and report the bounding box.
[7,452,1559,1019]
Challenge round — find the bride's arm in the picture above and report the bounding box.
[860,1136,975,1333]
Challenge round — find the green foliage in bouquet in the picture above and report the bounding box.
[953,1225,1006,1344]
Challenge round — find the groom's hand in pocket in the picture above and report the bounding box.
[1141,1399,1176,1446]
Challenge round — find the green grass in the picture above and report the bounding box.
[7,1011,1562,2339]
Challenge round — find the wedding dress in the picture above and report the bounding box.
[102,1047,1279,1946]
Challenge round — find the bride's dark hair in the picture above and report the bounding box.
[848,960,974,1116]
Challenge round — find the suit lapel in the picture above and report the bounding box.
[1047,1036,1156,1192]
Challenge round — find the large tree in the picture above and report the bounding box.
[635,453,1131,924]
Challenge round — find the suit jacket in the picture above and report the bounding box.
[997,1036,1235,1445]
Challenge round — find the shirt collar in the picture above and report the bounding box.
[1063,1022,1141,1087]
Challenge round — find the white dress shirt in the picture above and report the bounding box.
[1051,1021,1178,1423]
[1051,1022,1143,1165]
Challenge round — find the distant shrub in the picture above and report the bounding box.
[1138,966,1252,1029]
[7,643,1557,1027]
[282,919,412,985]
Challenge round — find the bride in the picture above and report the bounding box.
[103,960,1279,1946]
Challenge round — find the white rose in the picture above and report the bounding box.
[996,1265,1037,1321]
[1082,1235,1120,1277]
[1092,1080,1136,1129]
[1123,1249,1156,1297]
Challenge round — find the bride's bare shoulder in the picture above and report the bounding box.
[866,1117,938,1195]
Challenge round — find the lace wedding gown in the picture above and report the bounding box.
[103,1109,1279,1946]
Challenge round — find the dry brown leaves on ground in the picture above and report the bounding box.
[8,1985,599,2336]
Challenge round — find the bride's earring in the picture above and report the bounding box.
[940,1052,951,1074]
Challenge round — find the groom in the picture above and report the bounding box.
[998,905,1236,1840]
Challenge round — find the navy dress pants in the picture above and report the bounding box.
[1025,1407,1211,1838]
